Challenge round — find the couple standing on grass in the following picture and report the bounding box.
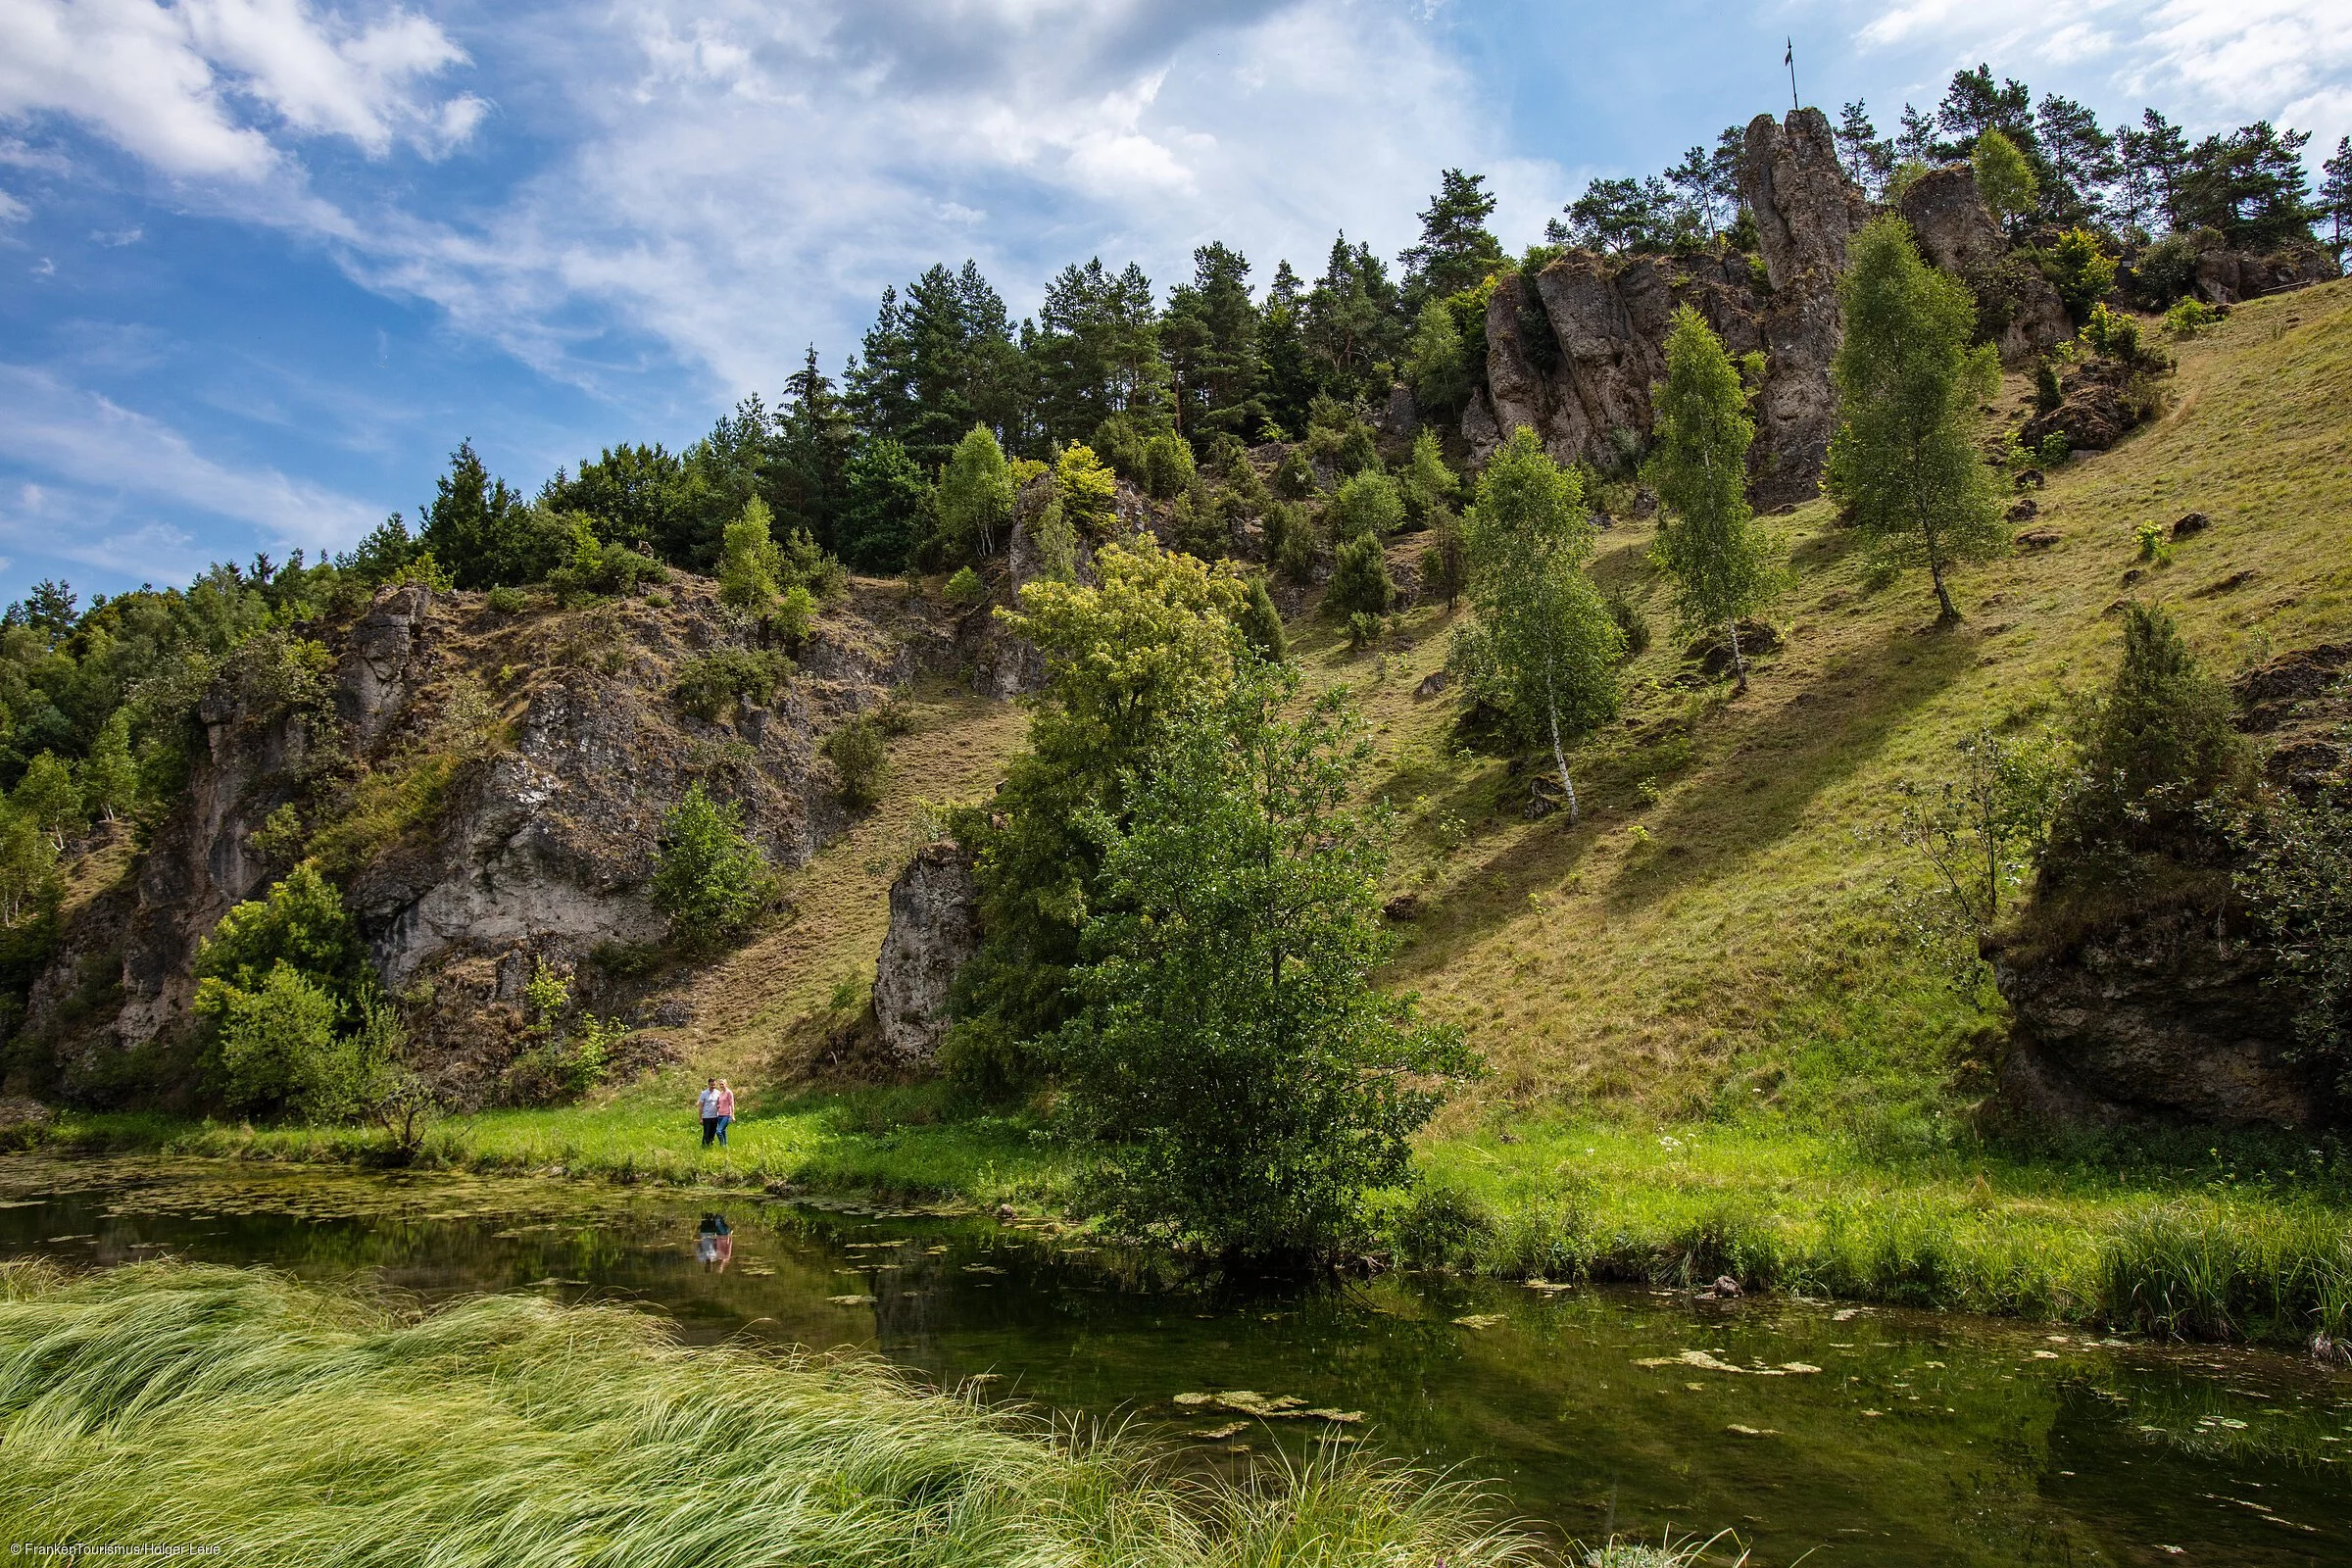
[698,1079,736,1148]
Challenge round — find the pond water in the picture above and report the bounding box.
[2,1155,2345,1567]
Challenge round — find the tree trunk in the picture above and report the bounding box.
[1928,553,1958,623]
[1543,669,1580,824]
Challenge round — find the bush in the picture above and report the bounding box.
[1139,433,1195,501]
[1236,574,1286,662]
[483,585,528,615]
[673,649,792,722]
[822,714,889,808]
[2081,301,2141,362]
[549,524,666,604]
[943,566,988,609]
[650,784,771,945]
[2164,297,2221,337]
[1054,445,1120,533]
[2033,359,2063,414]
[2129,230,2208,309]
[1272,448,1318,501]
[1265,502,1317,585]
[1345,610,1386,651]
[2134,519,2174,565]
[2037,431,2072,467]
[1088,415,1149,484]
[193,863,365,1006]
[1326,532,1396,620]
[1327,470,1404,541]
[1603,587,1651,659]
[766,583,814,648]
[2233,781,2352,1093]
[199,960,345,1116]
[2045,227,2118,318]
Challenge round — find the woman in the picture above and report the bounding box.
[713,1079,736,1147]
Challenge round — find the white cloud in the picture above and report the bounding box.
[0,190,26,223]
[319,0,1538,398]
[0,0,483,179]
[1842,0,2350,138]
[0,365,382,566]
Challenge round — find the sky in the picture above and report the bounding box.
[1,0,2345,607]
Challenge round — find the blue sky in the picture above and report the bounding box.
[2,0,2345,606]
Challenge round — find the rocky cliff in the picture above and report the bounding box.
[24,574,964,1105]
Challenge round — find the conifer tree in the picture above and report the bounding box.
[1827,218,2004,625]
[1647,307,1780,692]
[717,497,782,613]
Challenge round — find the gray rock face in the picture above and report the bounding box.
[1896,166,2070,366]
[872,841,981,1065]
[1738,108,1865,505]
[2193,242,2340,305]
[1994,906,2328,1128]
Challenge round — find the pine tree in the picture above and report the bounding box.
[777,347,857,553]
[1160,243,1262,443]
[2325,136,2352,264]
[1647,308,1780,693]
[417,441,527,590]
[1399,170,1504,305]
[1257,261,1317,438]
[1827,218,2005,625]
[1453,429,1622,821]
[2117,110,2191,233]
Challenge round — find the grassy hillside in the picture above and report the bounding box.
[38,282,2352,1341]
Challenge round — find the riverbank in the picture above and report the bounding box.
[0,1258,1585,1568]
[20,1081,2350,1352]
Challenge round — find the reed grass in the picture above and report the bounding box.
[0,1260,1552,1568]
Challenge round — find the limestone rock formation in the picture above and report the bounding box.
[2192,242,2339,305]
[872,841,982,1065]
[1896,166,2071,366]
[1737,108,1866,505]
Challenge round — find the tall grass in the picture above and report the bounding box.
[0,1261,1550,1568]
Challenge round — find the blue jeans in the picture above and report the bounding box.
[714,1114,732,1146]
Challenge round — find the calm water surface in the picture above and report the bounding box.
[3,1155,2345,1567]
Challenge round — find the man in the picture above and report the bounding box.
[698,1078,721,1148]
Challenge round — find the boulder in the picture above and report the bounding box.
[1896,166,2006,276]
[2194,242,2339,305]
[1738,108,1865,506]
[872,841,982,1066]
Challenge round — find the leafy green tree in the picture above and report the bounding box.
[1054,444,1120,532]
[2034,92,2120,225]
[839,438,930,572]
[1326,533,1396,622]
[2234,779,2352,1092]
[1974,128,2040,234]
[12,752,81,849]
[1402,298,1474,415]
[193,862,366,1004]
[651,784,771,946]
[1400,170,1505,305]
[201,959,346,1116]
[0,808,59,926]
[1646,307,1781,692]
[1827,217,2005,625]
[949,541,1249,1081]
[1450,429,1622,821]
[1063,663,1476,1257]
[1139,432,1196,501]
[79,710,137,823]
[935,425,1015,561]
[1562,174,1675,254]
[717,497,783,614]
[1399,428,1460,525]
[540,441,715,569]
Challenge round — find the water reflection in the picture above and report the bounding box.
[0,1156,2344,1567]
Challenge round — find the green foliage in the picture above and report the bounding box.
[2233,780,2352,1091]
[840,438,930,572]
[1029,494,1079,585]
[1451,429,1622,820]
[1305,398,1381,477]
[768,584,815,648]
[0,809,59,926]
[1054,444,1120,533]
[2164,297,2222,337]
[1602,588,1650,659]
[1403,297,1477,415]
[2037,430,2073,467]
[2080,301,2145,364]
[717,497,783,613]
[2046,228,2118,318]
[950,540,1250,1085]
[1398,429,1459,526]
[673,650,793,722]
[1088,414,1150,483]
[547,520,667,605]
[1062,665,1478,1256]
[651,784,771,946]
[193,863,365,1005]
[483,585,529,615]
[1326,533,1396,621]
[1973,127,2039,230]
[1421,508,1468,611]
[198,960,345,1117]
[1272,447,1319,502]
[1236,573,1287,663]
[943,566,988,610]
[822,714,890,808]
[1894,727,2065,938]
[935,425,1015,562]
[1646,307,1781,688]
[12,752,80,849]
[2044,604,2241,874]
[524,958,571,1030]
[1138,433,1195,501]
[1827,217,2006,623]
[1326,469,1404,542]
[2134,519,2174,564]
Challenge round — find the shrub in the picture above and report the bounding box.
[1054,445,1120,533]
[1272,448,1318,501]
[1088,415,1149,484]
[2233,780,2352,1093]
[2037,431,2072,467]
[1326,532,1396,620]
[1236,573,1287,662]
[2134,519,2173,564]
[2033,359,2063,414]
[2130,230,2208,309]
[2080,301,2141,362]
[822,714,889,808]
[1603,587,1650,659]
[2046,227,2118,318]
[193,863,365,1005]
[943,565,988,609]
[1345,610,1386,651]
[766,583,814,648]
[2164,297,2221,337]
[549,524,666,604]
[483,585,529,615]
[1327,470,1405,541]
[1139,433,1195,501]
[718,498,782,613]
[673,650,792,722]
[651,784,771,945]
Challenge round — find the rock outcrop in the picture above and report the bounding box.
[1896,166,2071,366]
[1737,107,1866,506]
[2192,242,2339,305]
[872,841,982,1065]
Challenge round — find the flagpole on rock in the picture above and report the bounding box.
[1786,38,1799,112]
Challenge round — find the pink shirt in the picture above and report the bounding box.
[715,1088,735,1117]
